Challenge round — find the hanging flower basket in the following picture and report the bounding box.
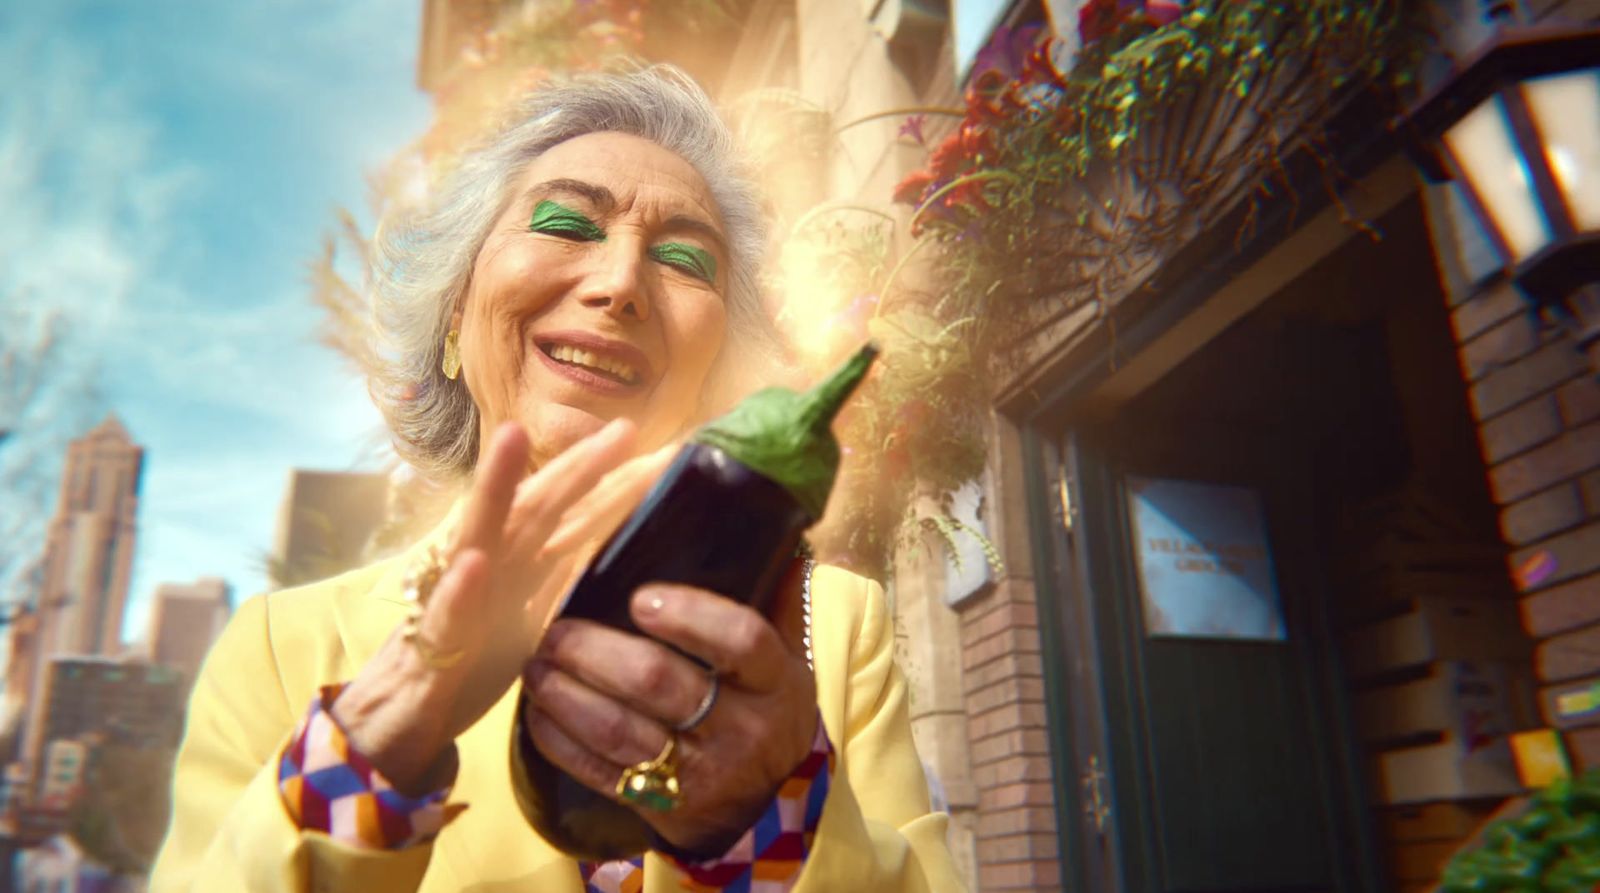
[892,1,1422,349]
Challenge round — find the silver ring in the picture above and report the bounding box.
[672,674,720,733]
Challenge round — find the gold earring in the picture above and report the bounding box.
[442,330,461,380]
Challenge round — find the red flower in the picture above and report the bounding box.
[892,169,935,206]
[1146,0,1184,25]
[959,123,993,159]
[1021,43,1069,91]
[927,131,967,180]
[1080,0,1175,43]
[965,71,1010,124]
[944,178,989,214]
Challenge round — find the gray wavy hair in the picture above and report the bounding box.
[369,66,786,479]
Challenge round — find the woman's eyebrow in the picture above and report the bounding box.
[524,178,616,213]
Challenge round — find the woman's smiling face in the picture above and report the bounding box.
[456,131,730,467]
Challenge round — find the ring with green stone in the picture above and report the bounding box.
[616,735,681,812]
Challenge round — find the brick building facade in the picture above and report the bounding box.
[1439,174,1600,770]
[745,1,1600,889]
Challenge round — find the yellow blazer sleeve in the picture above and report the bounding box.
[796,576,967,892]
[149,592,437,893]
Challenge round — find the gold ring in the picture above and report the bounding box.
[616,735,682,812]
[402,545,466,670]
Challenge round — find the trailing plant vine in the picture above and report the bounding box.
[892,0,1424,350]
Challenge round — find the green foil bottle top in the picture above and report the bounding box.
[692,342,878,521]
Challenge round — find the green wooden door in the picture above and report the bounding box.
[1034,422,1381,893]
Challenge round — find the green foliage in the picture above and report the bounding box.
[811,299,996,580]
[1441,770,1600,893]
[819,0,1428,578]
[898,0,1424,353]
[919,514,1004,577]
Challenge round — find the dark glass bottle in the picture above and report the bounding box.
[511,344,877,861]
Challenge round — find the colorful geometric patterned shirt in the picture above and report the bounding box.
[277,684,834,892]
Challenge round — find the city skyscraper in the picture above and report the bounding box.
[146,577,231,685]
[270,469,390,588]
[17,414,143,772]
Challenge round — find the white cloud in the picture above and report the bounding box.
[0,25,198,332]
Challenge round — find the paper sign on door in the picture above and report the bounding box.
[1126,476,1286,641]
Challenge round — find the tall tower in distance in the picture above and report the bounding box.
[36,415,143,655]
[147,576,231,685]
[19,415,143,770]
[270,469,390,588]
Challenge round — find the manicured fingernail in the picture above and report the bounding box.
[633,589,666,616]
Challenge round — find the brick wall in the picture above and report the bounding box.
[1448,265,1600,771]
[1459,0,1600,778]
[951,415,1064,892]
[958,583,1061,891]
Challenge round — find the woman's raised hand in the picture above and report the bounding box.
[331,420,676,795]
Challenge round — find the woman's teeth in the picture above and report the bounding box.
[546,343,638,384]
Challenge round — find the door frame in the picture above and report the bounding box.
[1010,98,1416,893]
[1019,430,1126,892]
[1039,421,1393,893]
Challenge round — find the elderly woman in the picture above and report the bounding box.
[150,68,962,893]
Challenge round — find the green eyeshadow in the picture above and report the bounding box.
[649,242,718,285]
[528,200,606,241]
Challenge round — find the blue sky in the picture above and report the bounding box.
[0,1,432,642]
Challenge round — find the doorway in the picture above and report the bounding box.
[1036,193,1515,893]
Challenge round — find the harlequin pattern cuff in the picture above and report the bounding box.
[662,714,835,892]
[277,683,466,850]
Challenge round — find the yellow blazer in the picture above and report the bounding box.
[150,528,964,892]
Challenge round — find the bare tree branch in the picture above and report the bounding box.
[0,295,105,608]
